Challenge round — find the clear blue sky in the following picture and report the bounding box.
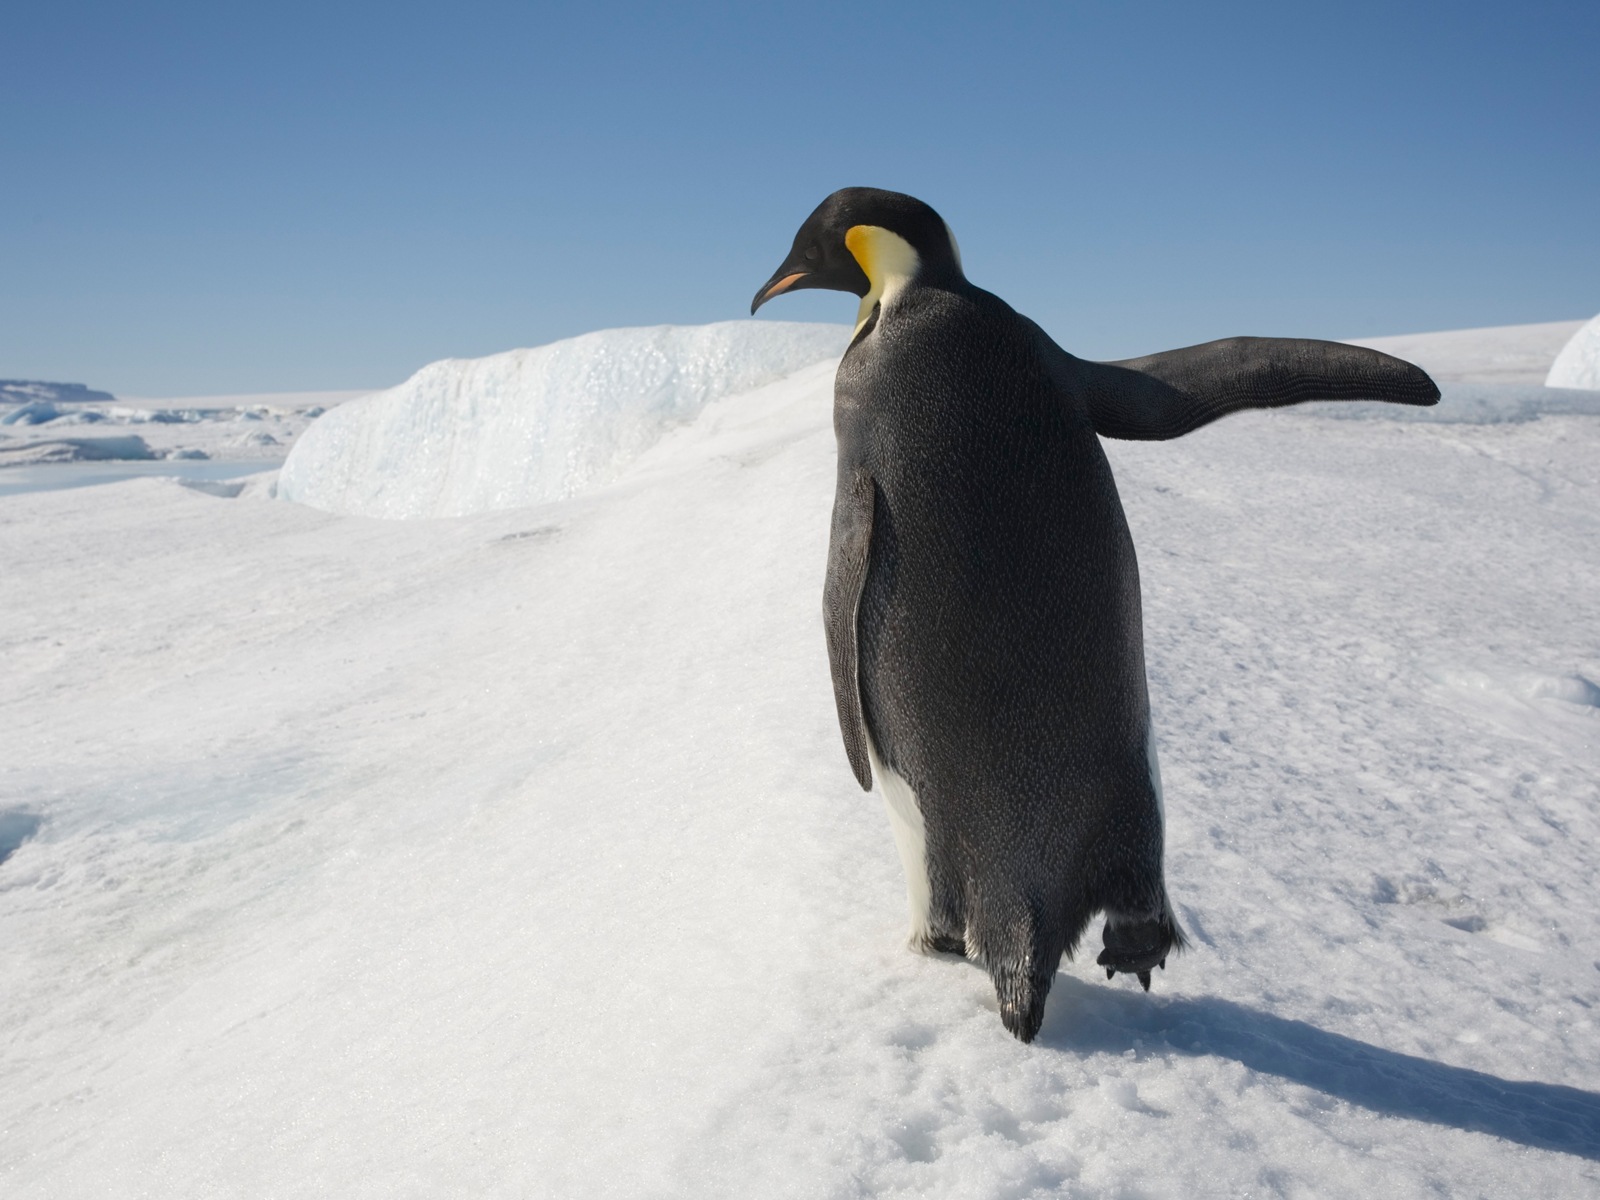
[3,0,1597,395]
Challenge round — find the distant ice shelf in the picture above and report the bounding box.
[0,393,343,469]
[0,379,115,405]
[278,320,850,520]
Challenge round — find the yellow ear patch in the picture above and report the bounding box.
[844,225,920,334]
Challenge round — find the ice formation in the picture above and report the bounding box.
[1544,311,1600,390]
[278,321,850,519]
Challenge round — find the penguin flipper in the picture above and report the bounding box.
[1070,336,1440,441]
[823,468,876,791]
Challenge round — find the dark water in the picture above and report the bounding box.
[0,460,276,498]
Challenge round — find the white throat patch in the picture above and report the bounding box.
[844,225,921,336]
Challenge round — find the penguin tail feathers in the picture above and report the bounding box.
[968,908,1069,1044]
[993,957,1057,1044]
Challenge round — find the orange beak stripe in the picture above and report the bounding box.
[758,272,808,305]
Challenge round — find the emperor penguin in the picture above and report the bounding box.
[752,188,1439,1043]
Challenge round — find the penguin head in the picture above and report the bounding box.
[750,188,964,315]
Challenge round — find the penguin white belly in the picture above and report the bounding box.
[865,738,934,950]
[1146,720,1165,821]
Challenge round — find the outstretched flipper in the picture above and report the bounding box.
[823,468,876,791]
[1037,329,1440,441]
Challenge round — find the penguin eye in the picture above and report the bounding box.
[804,244,820,263]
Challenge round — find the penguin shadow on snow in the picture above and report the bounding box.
[1032,974,1600,1161]
[0,809,43,868]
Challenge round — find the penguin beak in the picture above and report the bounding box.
[751,230,870,314]
[750,269,810,315]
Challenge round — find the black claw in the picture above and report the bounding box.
[1106,967,1115,979]
[1098,915,1179,980]
[1137,970,1151,992]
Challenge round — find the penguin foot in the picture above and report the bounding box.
[1102,959,1165,990]
[925,933,967,956]
[1097,914,1178,990]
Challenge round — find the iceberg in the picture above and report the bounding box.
[278,321,849,519]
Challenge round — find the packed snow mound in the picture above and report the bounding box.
[1544,312,1600,390]
[278,321,850,519]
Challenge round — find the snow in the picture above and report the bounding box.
[1304,319,1600,423]
[0,460,279,501]
[2,319,1598,1197]
[1348,320,1582,384]
[1546,313,1600,391]
[278,321,850,519]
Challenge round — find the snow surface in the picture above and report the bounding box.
[2,321,1598,1198]
[1546,314,1600,391]
[1301,320,1600,423]
[1349,320,1583,385]
[278,321,850,519]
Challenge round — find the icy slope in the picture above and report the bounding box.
[2,330,1598,1198]
[1546,313,1600,390]
[277,321,848,519]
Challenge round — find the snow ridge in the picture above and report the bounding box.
[278,321,849,519]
